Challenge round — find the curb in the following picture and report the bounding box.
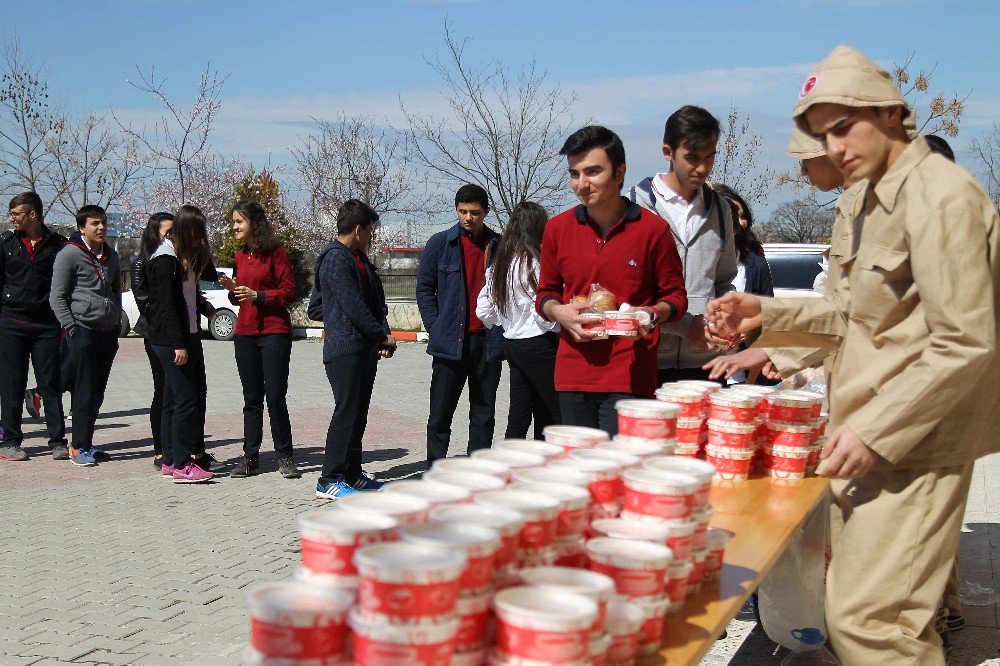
[292,328,427,342]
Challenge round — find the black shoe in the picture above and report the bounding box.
[231,457,260,478]
[153,456,162,471]
[51,444,69,461]
[278,457,301,479]
[194,453,227,473]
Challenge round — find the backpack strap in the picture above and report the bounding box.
[704,184,729,252]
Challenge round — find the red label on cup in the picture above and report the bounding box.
[768,429,812,448]
[767,405,812,423]
[460,552,496,591]
[622,487,692,520]
[638,614,666,648]
[353,635,454,666]
[251,617,346,661]
[618,414,675,439]
[554,549,589,569]
[706,453,751,479]
[666,533,693,561]
[455,609,490,652]
[589,478,622,506]
[676,425,701,445]
[520,518,557,549]
[608,631,640,663]
[770,454,808,475]
[708,404,755,423]
[300,537,356,576]
[707,428,754,449]
[496,533,520,567]
[589,560,666,598]
[358,577,459,619]
[557,507,589,537]
[704,548,724,575]
[665,572,689,602]
[495,621,589,662]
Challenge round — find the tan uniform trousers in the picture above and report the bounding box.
[826,463,973,665]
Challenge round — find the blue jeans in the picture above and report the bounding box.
[321,351,378,484]
[65,327,119,450]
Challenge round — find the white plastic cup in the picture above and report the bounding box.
[296,510,397,587]
[547,457,623,516]
[666,559,694,612]
[604,598,644,664]
[615,399,680,439]
[768,444,811,479]
[704,527,732,581]
[424,470,506,495]
[518,565,615,633]
[642,456,715,509]
[601,437,671,459]
[570,447,642,470]
[349,605,460,666]
[655,385,708,419]
[589,518,670,544]
[429,503,524,570]
[399,522,501,593]
[493,438,564,462]
[431,456,512,481]
[492,586,597,663]
[454,588,494,653]
[634,596,671,655]
[471,448,546,471]
[382,479,472,508]
[542,425,609,453]
[585,537,673,599]
[475,490,561,551]
[508,481,590,538]
[334,492,430,526]
[353,542,467,621]
[511,466,590,488]
[246,582,353,663]
[620,468,699,521]
[589,630,612,665]
[705,444,754,481]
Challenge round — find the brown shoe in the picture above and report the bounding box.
[231,457,260,478]
[278,457,301,479]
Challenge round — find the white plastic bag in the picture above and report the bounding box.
[758,493,831,650]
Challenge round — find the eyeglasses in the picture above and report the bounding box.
[8,209,30,219]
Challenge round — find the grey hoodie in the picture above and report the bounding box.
[627,177,738,370]
[49,232,122,333]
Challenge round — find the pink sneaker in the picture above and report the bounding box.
[161,464,175,479]
[172,462,213,483]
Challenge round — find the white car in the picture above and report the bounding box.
[121,267,240,341]
[762,243,830,299]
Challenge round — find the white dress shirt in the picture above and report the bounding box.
[652,173,706,245]
[476,255,560,340]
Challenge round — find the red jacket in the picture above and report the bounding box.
[230,246,297,336]
[536,201,687,396]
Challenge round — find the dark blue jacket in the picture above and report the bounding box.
[743,252,774,297]
[417,223,503,362]
[308,240,389,362]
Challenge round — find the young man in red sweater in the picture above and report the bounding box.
[536,125,687,434]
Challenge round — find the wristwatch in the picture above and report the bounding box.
[645,307,660,327]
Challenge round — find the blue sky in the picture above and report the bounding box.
[5,0,998,232]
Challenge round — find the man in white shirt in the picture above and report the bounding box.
[627,105,738,384]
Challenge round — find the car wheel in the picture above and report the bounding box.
[209,309,236,341]
[119,312,131,338]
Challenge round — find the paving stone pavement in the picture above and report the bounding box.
[0,337,997,665]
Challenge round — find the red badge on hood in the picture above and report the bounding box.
[799,75,818,99]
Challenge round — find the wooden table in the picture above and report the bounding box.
[645,475,831,665]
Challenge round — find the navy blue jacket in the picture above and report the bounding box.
[417,224,503,361]
[308,240,390,362]
[743,252,774,297]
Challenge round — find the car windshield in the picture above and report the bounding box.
[768,254,824,290]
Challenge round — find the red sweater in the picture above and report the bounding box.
[536,201,687,396]
[461,231,488,333]
[230,246,297,336]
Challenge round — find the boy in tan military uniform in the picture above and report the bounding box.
[707,45,1000,664]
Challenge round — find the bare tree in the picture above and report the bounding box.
[114,63,227,202]
[713,105,776,207]
[759,198,835,244]
[45,113,144,216]
[0,37,63,211]
[970,124,1000,210]
[292,114,429,219]
[403,22,579,226]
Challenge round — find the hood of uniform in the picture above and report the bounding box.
[792,45,909,134]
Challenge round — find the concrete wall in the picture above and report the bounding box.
[387,300,424,332]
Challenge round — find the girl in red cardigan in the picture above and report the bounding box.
[220,200,299,479]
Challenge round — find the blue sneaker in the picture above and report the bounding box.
[316,480,359,500]
[350,473,383,491]
[69,447,96,466]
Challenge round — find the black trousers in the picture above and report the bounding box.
[426,333,502,464]
[503,332,561,440]
[65,327,118,450]
[321,351,378,485]
[0,319,66,447]
[558,391,636,437]
[152,335,205,469]
[234,333,293,459]
[143,339,165,455]
[658,367,725,386]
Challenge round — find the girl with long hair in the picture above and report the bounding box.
[219,199,299,479]
[713,183,764,257]
[144,204,214,482]
[131,212,174,469]
[475,201,561,439]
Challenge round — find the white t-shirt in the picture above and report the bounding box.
[652,173,707,245]
[476,255,559,340]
